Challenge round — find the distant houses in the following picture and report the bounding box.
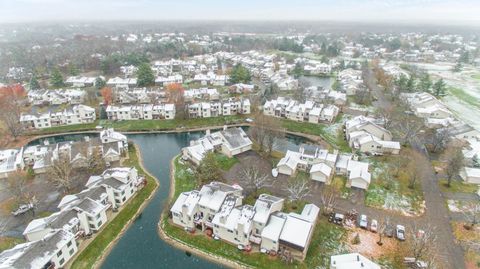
[20,104,96,129]
[106,104,176,121]
[186,99,250,119]
[27,89,86,106]
[107,77,138,89]
[170,182,319,260]
[263,97,339,123]
[65,76,99,87]
[0,148,25,179]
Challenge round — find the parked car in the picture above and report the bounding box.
[396,225,406,241]
[370,219,378,232]
[245,118,254,123]
[359,214,368,229]
[332,213,345,225]
[11,203,34,216]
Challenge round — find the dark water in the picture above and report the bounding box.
[27,131,308,268]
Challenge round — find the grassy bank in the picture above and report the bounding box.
[279,118,350,152]
[31,116,247,135]
[438,179,478,194]
[0,237,25,252]
[448,87,480,109]
[70,144,158,269]
[163,156,348,269]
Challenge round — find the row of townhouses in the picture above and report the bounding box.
[0,129,127,178]
[106,103,176,121]
[0,167,143,269]
[337,68,366,96]
[263,97,340,123]
[170,182,319,260]
[276,145,372,190]
[401,92,480,184]
[27,89,86,106]
[113,87,166,104]
[187,98,251,118]
[344,116,401,155]
[20,104,96,129]
[193,72,228,86]
[65,76,101,87]
[182,127,253,165]
[184,88,219,101]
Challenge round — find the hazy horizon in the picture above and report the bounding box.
[1,0,479,25]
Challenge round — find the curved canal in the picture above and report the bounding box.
[30,131,309,268]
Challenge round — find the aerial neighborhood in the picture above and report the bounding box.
[0,19,479,269]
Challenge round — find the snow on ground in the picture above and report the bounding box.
[447,199,470,212]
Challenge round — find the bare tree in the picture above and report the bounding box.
[463,202,480,229]
[377,216,390,246]
[394,118,424,145]
[87,146,106,174]
[391,155,407,178]
[250,113,285,155]
[442,142,464,187]
[48,154,74,193]
[284,173,311,201]
[7,171,29,203]
[408,224,438,266]
[404,149,428,189]
[319,185,337,216]
[241,166,271,195]
[0,93,25,141]
[375,105,395,130]
[430,128,451,153]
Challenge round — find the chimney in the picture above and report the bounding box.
[223,125,227,131]
[206,129,211,136]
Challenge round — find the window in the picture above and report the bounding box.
[122,197,126,202]
[59,258,65,265]
[57,250,63,257]
[69,248,74,255]
[98,220,103,226]
[67,241,72,248]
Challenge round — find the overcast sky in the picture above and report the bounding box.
[0,0,479,24]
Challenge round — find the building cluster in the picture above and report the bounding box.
[0,167,143,269]
[27,89,86,106]
[306,86,347,106]
[65,76,101,87]
[105,103,176,121]
[216,50,299,91]
[20,104,96,129]
[186,98,250,119]
[337,68,366,96]
[183,88,219,102]
[0,129,127,179]
[170,182,319,260]
[401,92,480,184]
[276,145,372,190]
[182,127,253,165]
[112,87,166,104]
[344,116,401,155]
[263,97,340,123]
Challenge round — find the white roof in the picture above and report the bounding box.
[261,214,286,241]
[279,214,313,249]
[310,162,332,176]
[330,253,381,269]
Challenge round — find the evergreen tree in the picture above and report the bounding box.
[406,76,416,92]
[292,62,303,78]
[395,74,408,92]
[68,63,79,76]
[452,62,462,72]
[433,79,447,97]
[136,63,155,87]
[95,77,106,89]
[29,75,40,90]
[419,74,432,93]
[195,152,223,186]
[50,68,64,88]
[320,42,327,55]
[229,64,251,84]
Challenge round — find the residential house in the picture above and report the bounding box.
[330,253,381,269]
[106,104,175,120]
[20,104,96,129]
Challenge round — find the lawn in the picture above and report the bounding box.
[451,222,480,268]
[0,237,25,252]
[448,87,480,110]
[70,144,158,269]
[438,179,478,194]
[365,159,424,216]
[173,156,197,199]
[214,153,239,171]
[165,156,348,268]
[330,176,351,199]
[30,115,247,135]
[279,118,350,152]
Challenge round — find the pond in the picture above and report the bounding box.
[28,131,310,268]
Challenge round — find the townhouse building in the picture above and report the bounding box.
[106,103,175,120]
[20,104,96,129]
[263,97,339,123]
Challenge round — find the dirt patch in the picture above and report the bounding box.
[346,228,399,260]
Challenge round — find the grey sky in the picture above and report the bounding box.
[0,0,479,24]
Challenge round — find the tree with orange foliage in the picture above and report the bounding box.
[166,83,185,119]
[0,84,26,141]
[100,87,113,106]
